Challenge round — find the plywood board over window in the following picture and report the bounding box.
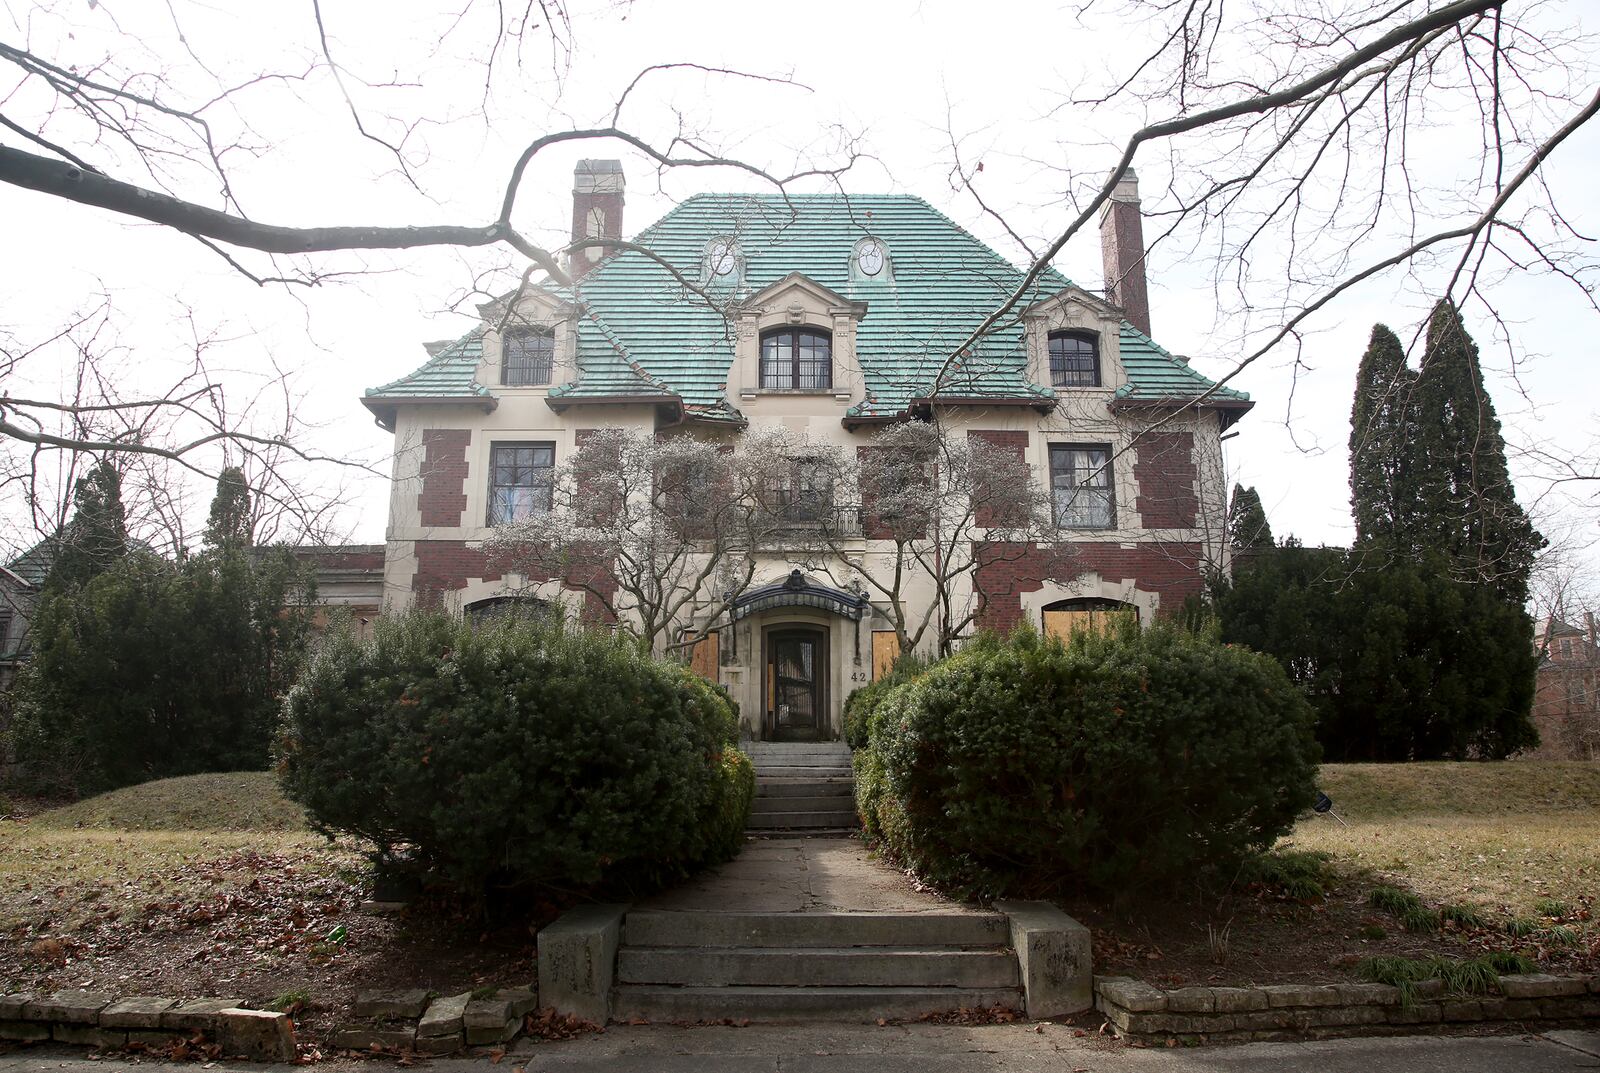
[690,631,720,682]
[1042,599,1136,645]
[872,630,901,681]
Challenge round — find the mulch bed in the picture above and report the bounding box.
[1067,879,1600,990]
[0,846,548,1047]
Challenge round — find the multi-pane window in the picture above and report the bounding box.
[488,443,555,525]
[1048,331,1100,387]
[503,328,554,386]
[760,328,832,390]
[1049,444,1114,529]
[767,459,833,525]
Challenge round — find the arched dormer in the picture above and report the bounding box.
[476,287,576,392]
[1022,286,1125,393]
[731,273,868,406]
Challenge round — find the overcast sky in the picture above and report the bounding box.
[3,0,1597,588]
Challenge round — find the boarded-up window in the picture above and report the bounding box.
[872,631,901,681]
[690,631,720,682]
[1042,599,1135,645]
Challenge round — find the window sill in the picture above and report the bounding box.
[741,389,851,402]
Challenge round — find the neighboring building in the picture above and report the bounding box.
[286,545,385,640]
[1527,614,1600,760]
[361,161,1251,741]
[0,538,59,693]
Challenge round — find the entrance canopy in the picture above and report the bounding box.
[730,570,869,623]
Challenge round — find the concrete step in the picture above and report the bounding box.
[622,911,1012,949]
[750,757,853,768]
[747,810,858,829]
[611,984,1022,1024]
[753,766,853,778]
[752,795,852,814]
[617,946,1021,988]
[755,779,854,799]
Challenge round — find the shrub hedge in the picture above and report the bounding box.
[856,623,1319,897]
[276,611,752,897]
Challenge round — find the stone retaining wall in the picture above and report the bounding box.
[1095,973,1600,1040]
[0,991,294,1060]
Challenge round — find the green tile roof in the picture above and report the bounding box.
[1116,324,1250,404]
[366,193,1248,419]
[367,329,493,399]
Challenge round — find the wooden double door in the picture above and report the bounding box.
[765,627,828,741]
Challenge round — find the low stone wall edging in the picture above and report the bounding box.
[0,991,294,1060]
[1094,972,1600,1039]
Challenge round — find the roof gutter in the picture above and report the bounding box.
[359,394,498,433]
[1110,395,1255,430]
[545,392,684,424]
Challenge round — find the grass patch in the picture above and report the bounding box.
[29,772,308,833]
[1439,903,1489,930]
[270,990,312,1013]
[1506,917,1539,938]
[1534,897,1571,919]
[1318,761,1600,819]
[1367,884,1442,932]
[1,774,341,935]
[1357,952,1536,1005]
[1239,849,1336,900]
[1293,812,1600,918]
[1543,925,1580,946]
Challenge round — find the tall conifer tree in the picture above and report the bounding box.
[204,467,254,551]
[1227,484,1274,552]
[47,460,129,590]
[1349,324,1418,550]
[1411,300,1542,603]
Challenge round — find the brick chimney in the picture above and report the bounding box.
[1099,168,1151,337]
[570,159,625,281]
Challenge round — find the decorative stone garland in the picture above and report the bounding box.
[1095,972,1600,1039]
[0,991,294,1060]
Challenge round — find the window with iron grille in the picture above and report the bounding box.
[1049,444,1115,529]
[760,328,833,390]
[503,328,554,386]
[1048,331,1100,387]
[488,443,555,525]
[766,458,833,525]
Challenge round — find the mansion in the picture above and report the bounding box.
[359,161,1251,741]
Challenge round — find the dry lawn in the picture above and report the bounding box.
[1289,761,1600,919]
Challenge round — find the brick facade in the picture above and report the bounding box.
[418,429,472,527]
[968,429,1029,528]
[412,540,500,606]
[1132,431,1198,529]
[974,540,1205,632]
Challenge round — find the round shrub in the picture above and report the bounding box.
[275,611,751,897]
[863,623,1319,897]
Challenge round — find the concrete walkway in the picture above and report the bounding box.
[639,837,976,914]
[6,1026,1600,1072]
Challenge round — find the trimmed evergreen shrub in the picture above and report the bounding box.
[276,611,751,897]
[859,623,1318,897]
[842,650,930,749]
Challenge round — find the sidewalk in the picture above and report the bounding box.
[5,1024,1600,1072]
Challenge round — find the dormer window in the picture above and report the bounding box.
[855,238,887,277]
[1048,331,1100,388]
[760,328,832,390]
[706,238,740,281]
[503,327,554,386]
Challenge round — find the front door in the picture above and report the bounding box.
[767,629,824,741]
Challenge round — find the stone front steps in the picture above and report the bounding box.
[612,910,1023,1023]
[744,741,857,833]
